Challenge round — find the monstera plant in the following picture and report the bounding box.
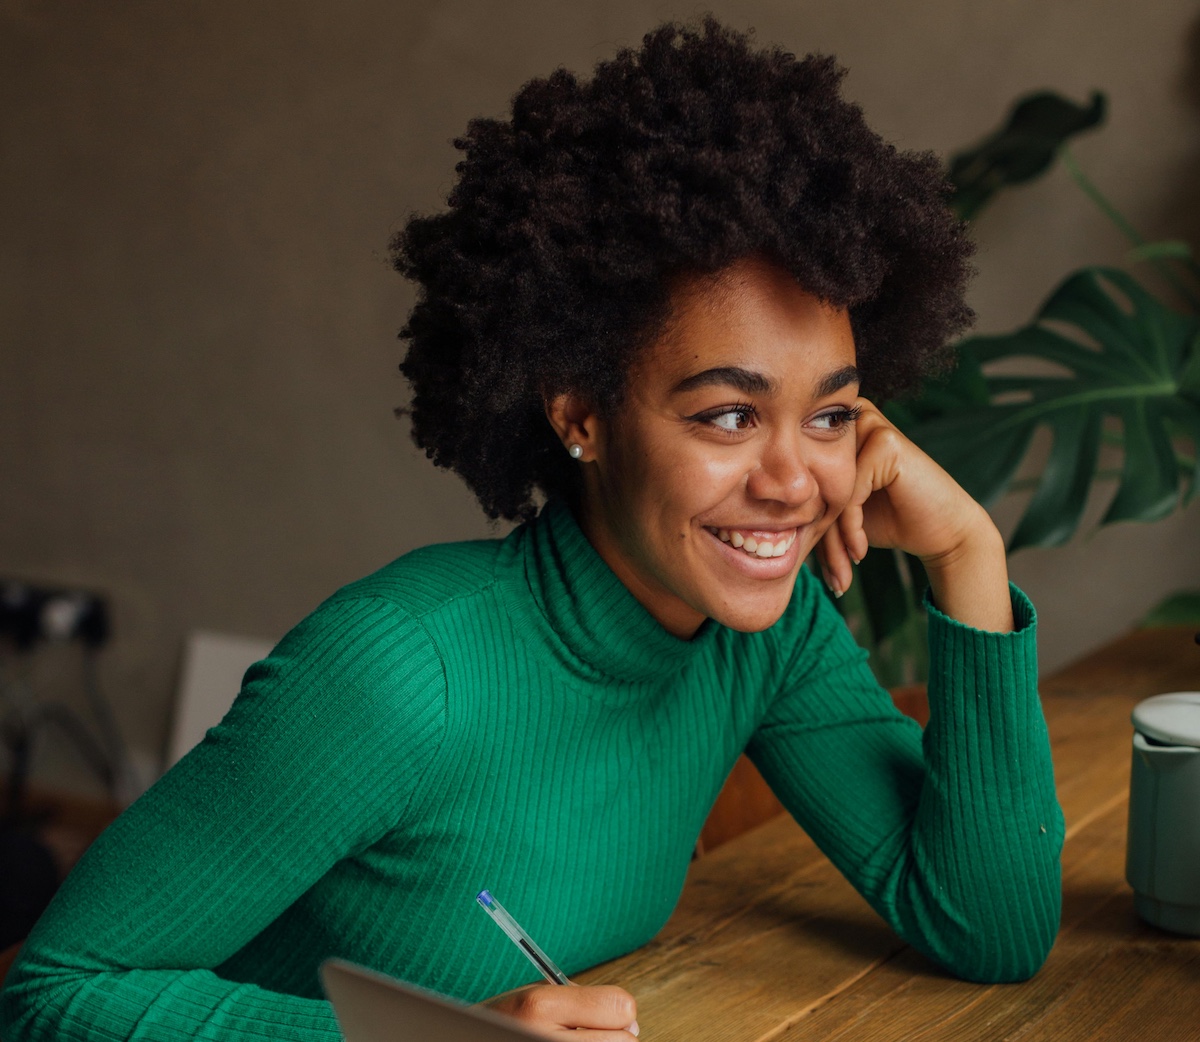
[844,91,1200,686]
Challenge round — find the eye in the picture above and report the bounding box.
[709,407,755,431]
[809,405,862,431]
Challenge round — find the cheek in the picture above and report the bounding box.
[638,432,744,512]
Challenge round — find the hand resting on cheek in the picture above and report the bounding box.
[815,398,1014,634]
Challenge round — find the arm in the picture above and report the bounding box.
[754,400,1063,982]
[0,595,447,1042]
[749,572,1062,982]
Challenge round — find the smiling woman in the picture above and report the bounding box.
[0,17,1062,1042]
[547,258,864,637]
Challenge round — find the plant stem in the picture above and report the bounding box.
[1060,148,1200,311]
[1007,468,1124,493]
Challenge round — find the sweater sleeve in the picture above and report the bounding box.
[0,595,447,1042]
[746,574,1064,983]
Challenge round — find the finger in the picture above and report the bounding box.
[837,491,868,568]
[513,984,637,1032]
[566,1031,639,1041]
[834,459,872,573]
[566,985,637,1031]
[843,418,901,560]
[818,519,853,598]
[810,535,832,591]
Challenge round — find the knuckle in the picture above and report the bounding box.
[511,986,552,1020]
[604,987,636,1020]
[870,425,900,450]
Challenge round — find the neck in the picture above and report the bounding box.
[574,501,707,640]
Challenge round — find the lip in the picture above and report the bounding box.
[702,524,806,579]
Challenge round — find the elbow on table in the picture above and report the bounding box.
[932,904,1059,985]
[929,837,1064,984]
[940,938,1054,985]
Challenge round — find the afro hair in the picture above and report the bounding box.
[393,17,974,521]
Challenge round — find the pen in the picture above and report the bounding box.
[476,889,570,985]
[476,890,640,1037]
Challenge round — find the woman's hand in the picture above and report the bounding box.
[482,983,639,1039]
[816,399,1014,633]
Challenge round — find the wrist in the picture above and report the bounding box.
[921,514,1013,633]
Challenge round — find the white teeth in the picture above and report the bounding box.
[710,526,798,559]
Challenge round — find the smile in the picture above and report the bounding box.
[704,527,798,559]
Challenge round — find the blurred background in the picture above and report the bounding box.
[2,0,1199,804]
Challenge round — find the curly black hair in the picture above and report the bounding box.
[393,17,974,522]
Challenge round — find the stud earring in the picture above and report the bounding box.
[568,443,584,459]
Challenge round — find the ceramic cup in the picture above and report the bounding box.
[1125,691,1200,935]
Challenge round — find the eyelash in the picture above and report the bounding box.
[688,403,862,436]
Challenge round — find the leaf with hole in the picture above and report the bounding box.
[900,267,1200,551]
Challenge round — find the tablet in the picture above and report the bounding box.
[320,958,544,1042]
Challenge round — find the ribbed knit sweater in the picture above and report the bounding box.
[0,500,1064,1041]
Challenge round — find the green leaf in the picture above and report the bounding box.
[856,549,912,645]
[1180,334,1200,400]
[1161,398,1200,503]
[1126,240,1194,264]
[1009,405,1101,550]
[906,404,1036,506]
[903,554,929,610]
[900,266,1200,549]
[1102,398,1180,523]
[947,90,1107,221]
[968,325,1115,380]
[1140,591,1200,628]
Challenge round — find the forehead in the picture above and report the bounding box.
[637,258,856,386]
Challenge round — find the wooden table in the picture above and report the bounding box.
[577,625,1200,1041]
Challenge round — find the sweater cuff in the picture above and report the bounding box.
[921,581,1036,705]
[923,581,1039,720]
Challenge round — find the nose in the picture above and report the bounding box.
[745,428,818,506]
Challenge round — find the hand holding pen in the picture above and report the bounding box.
[476,889,640,1038]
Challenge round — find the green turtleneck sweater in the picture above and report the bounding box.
[0,501,1063,1041]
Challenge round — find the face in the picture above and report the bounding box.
[552,255,861,638]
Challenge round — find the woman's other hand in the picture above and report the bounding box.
[817,399,1014,633]
[482,983,640,1039]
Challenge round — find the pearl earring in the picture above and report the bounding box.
[568,443,584,459]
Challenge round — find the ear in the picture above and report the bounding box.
[544,392,604,463]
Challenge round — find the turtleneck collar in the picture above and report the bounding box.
[506,499,721,686]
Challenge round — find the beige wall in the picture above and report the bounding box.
[3,0,1199,798]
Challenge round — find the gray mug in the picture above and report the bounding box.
[1125,691,1200,935]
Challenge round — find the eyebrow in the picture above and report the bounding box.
[815,365,862,397]
[670,363,861,398]
[670,366,776,396]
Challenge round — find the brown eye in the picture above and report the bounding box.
[810,406,861,431]
[709,407,755,431]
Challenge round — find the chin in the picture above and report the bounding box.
[705,589,796,633]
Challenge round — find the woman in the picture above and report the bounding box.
[0,19,1063,1042]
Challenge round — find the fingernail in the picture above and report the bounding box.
[629,1020,640,1037]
